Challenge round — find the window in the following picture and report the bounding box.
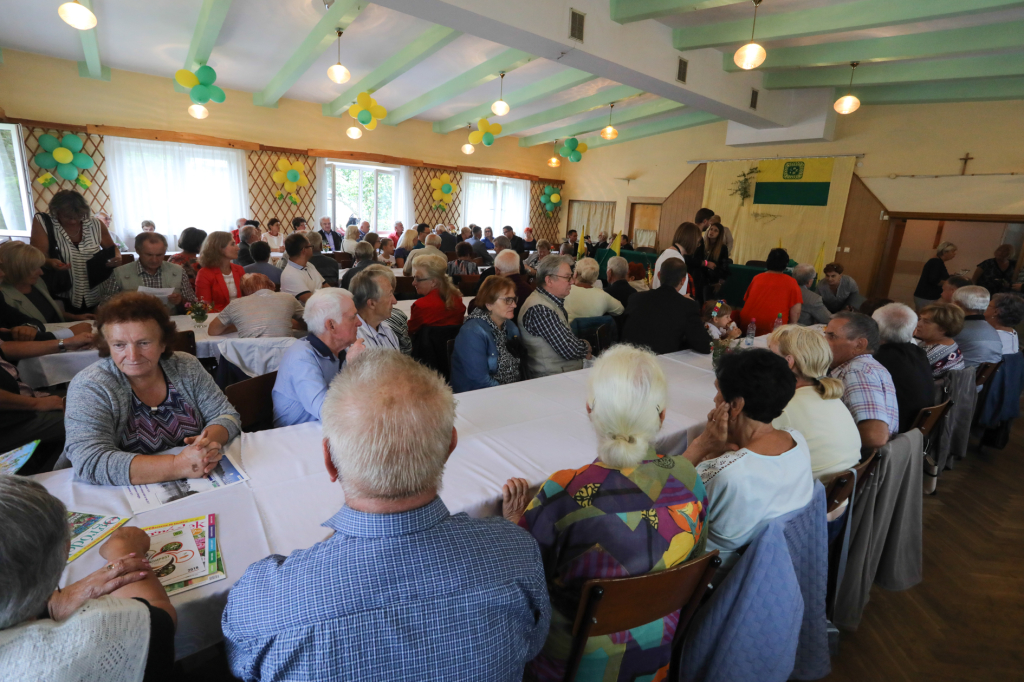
[323,162,398,234]
[0,123,34,236]
[460,173,529,234]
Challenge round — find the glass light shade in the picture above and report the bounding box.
[600,125,618,140]
[834,94,861,115]
[733,42,766,70]
[327,64,351,84]
[548,156,561,168]
[59,1,97,30]
[188,104,209,120]
[462,143,475,155]
[491,99,510,116]
[346,126,362,139]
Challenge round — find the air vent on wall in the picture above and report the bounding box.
[749,88,759,110]
[677,58,688,83]
[570,9,585,42]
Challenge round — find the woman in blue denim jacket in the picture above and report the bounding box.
[451,276,522,393]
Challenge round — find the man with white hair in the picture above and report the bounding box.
[793,264,831,326]
[519,255,590,377]
[473,249,532,319]
[402,233,446,276]
[436,223,458,252]
[271,288,365,427]
[604,255,635,309]
[952,285,1003,366]
[872,303,934,433]
[480,236,526,278]
[565,257,624,323]
[224,350,550,681]
[386,221,404,244]
[318,216,342,251]
[235,224,260,267]
[356,220,370,242]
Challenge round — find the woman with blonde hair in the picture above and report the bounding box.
[408,254,465,334]
[341,225,360,255]
[394,229,418,269]
[194,231,244,312]
[768,324,862,480]
[501,344,706,681]
[0,241,94,323]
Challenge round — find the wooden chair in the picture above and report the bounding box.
[910,400,952,440]
[975,361,1000,388]
[456,274,480,296]
[562,551,720,682]
[121,253,135,264]
[596,322,616,355]
[225,371,277,432]
[445,251,457,262]
[330,252,354,268]
[824,451,878,516]
[472,256,485,267]
[169,330,197,356]
[395,276,418,300]
[744,259,766,268]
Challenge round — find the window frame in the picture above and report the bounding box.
[0,123,36,237]
[325,160,399,235]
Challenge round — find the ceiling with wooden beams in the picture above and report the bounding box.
[1,0,1021,152]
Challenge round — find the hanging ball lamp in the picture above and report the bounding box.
[327,30,351,84]
[462,143,476,155]
[600,103,618,140]
[491,72,510,116]
[346,126,362,139]
[733,0,766,71]
[58,0,97,30]
[188,104,209,119]
[834,61,861,115]
[548,140,561,167]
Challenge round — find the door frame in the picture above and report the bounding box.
[624,196,665,248]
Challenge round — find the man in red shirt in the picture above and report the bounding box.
[739,248,803,335]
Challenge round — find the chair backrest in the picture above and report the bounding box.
[225,371,277,432]
[169,330,197,356]
[853,449,879,499]
[445,251,457,262]
[394,276,418,300]
[446,338,456,374]
[330,252,353,268]
[457,274,480,297]
[596,322,616,354]
[824,449,875,516]
[121,253,135,264]
[975,361,1000,388]
[472,256,484,266]
[744,259,766,268]
[564,551,720,682]
[910,399,952,439]
[411,324,462,379]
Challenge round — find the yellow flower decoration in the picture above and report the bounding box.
[429,173,458,207]
[348,92,388,131]
[468,118,502,147]
[271,159,309,200]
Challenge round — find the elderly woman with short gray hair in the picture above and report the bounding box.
[985,292,1024,355]
[0,475,176,680]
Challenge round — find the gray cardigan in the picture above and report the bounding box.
[59,352,241,485]
[798,285,832,326]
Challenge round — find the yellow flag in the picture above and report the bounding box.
[777,237,783,249]
[813,241,826,281]
[577,236,586,261]
[610,232,622,256]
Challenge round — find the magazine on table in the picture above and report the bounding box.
[142,514,226,596]
[67,511,131,563]
[123,450,248,514]
[0,440,39,475]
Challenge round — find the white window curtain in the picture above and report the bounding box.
[396,166,415,229]
[567,201,616,239]
[106,136,249,250]
[314,156,331,228]
[460,173,531,233]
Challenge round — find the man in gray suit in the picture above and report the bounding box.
[793,264,831,326]
[952,285,1003,366]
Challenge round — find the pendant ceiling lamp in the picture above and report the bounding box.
[491,72,510,116]
[548,140,561,168]
[58,0,97,30]
[834,61,861,115]
[733,0,766,71]
[462,124,475,154]
[327,29,351,84]
[346,126,362,139]
[600,103,618,140]
[188,104,209,120]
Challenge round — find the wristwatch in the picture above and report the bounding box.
[57,339,66,353]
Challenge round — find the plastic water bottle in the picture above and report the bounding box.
[772,312,784,331]
[743,319,756,349]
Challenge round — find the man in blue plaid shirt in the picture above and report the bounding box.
[222,349,550,681]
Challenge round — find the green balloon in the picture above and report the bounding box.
[72,152,94,169]
[61,134,84,153]
[34,152,57,169]
[482,132,494,146]
[544,202,553,211]
[208,85,226,104]
[570,150,582,162]
[565,137,579,151]
[559,147,570,158]
[544,185,553,195]
[190,85,211,104]
[57,163,79,181]
[441,183,452,194]
[286,169,300,182]
[195,65,217,86]
[38,134,60,153]
[357,109,372,125]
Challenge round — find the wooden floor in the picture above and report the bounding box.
[826,421,1024,681]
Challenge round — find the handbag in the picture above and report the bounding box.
[86,244,116,288]
[37,213,73,295]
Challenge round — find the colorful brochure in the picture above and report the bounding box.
[67,511,130,563]
[123,453,248,514]
[0,441,39,475]
[143,514,226,596]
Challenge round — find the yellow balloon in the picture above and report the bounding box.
[440,173,451,184]
[53,147,74,164]
[297,175,309,187]
[276,158,291,172]
[369,105,387,120]
[175,69,199,88]
[550,193,561,203]
[290,193,299,203]
[348,103,362,119]
[441,194,452,204]
[357,91,372,108]
[576,143,588,153]
[290,161,304,173]
[489,122,502,136]
[432,189,443,200]
[477,118,490,132]
[284,181,297,192]
[430,178,442,190]
[468,130,483,145]
[272,170,287,184]
[364,118,378,130]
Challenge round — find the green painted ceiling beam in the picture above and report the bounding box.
[674,0,1024,50]
[76,0,109,81]
[432,69,596,134]
[764,53,1024,89]
[611,0,747,24]
[253,0,364,108]
[853,77,1024,106]
[580,111,721,150]
[495,84,642,139]
[518,99,685,146]
[723,20,1024,72]
[175,0,233,93]
[323,25,462,117]
[384,48,533,125]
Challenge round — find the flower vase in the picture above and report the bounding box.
[191,312,208,328]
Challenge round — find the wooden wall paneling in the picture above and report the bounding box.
[874,218,908,299]
[413,167,462,227]
[835,174,891,298]
[247,150,316,235]
[24,126,111,218]
[889,211,1024,223]
[529,180,564,244]
[629,203,662,248]
[658,163,707,249]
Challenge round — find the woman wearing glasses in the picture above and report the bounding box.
[450,276,523,393]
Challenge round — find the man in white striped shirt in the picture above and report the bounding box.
[351,265,401,352]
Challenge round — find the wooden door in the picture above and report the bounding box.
[630,204,662,250]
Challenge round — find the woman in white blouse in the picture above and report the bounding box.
[768,325,862,481]
[341,225,360,255]
[681,348,814,573]
[262,218,285,253]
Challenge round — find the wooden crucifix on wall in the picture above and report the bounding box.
[959,152,974,175]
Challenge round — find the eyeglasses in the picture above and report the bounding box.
[414,277,431,283]
[498,296,517,305]
[549,273,572,281]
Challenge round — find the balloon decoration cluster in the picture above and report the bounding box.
[348,92,388,131]
[34,134,95,188]
[468,118,502,147]
[430,173,458,211]
[541,185,562,215]
[558,137,588,163]
[272,159,309,205]
[175,65,226,106]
